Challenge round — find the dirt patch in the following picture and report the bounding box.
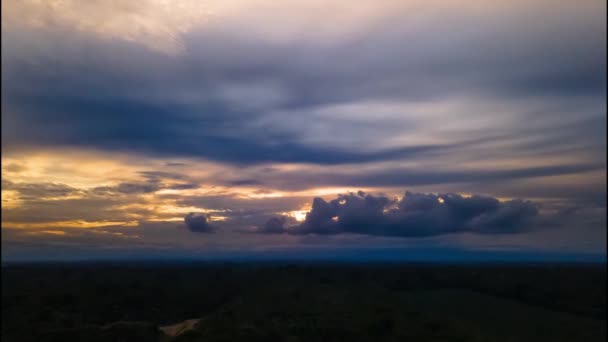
[159,318,202,337]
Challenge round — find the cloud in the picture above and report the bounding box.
[259,216,288,234]
[2,0,604,167]
[1,0,605,260]
[467,199,539,234]
[91,182,160,195]
[227,179,264,186]
[3,163,26,173]
[257,163,604,191]
[137,171,185,180]
[260,191,539,237]
[165,162,187,167]
[90,172,198,195]
[2,180,80,199]
[168,183,200,190]
[116,182,161,194]
[184,212,213,233]
[2,0,212,54]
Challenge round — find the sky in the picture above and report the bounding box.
[1,0,606,262]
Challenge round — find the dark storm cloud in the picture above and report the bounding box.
[2,3,605,166]
[260,191,539,237]
[184,212,213,233]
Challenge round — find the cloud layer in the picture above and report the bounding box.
[261,191,539,237]
[2,0,605,167]
[1,0,605,260]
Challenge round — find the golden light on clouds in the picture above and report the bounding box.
[1,147,599,240]
[284,202,312,222]
[2,150,145,188]
[2,220,139,229]
[209,215,229,222]
[2,0,213,54]
[153,205,210,215]
[1,190,21,209]
[289,210,308,222]
[0,0,604,265]
[37,230,67,236]
[241,191,285,199]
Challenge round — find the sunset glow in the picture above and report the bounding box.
[1,0,605,262]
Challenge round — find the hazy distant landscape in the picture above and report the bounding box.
[2,262,605,342]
